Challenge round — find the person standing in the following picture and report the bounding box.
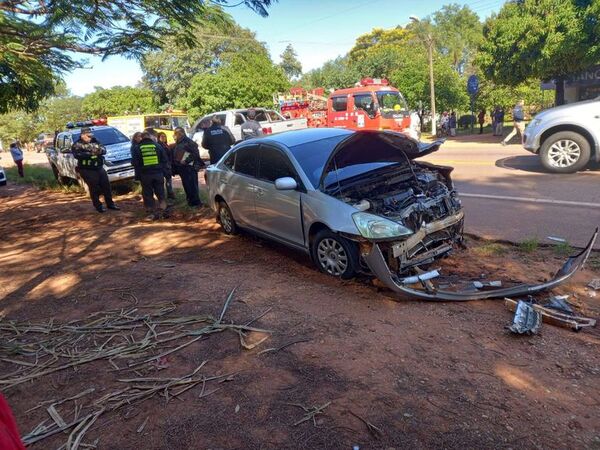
[9,143,24,177]
[201,116,235,164]
[495,107,505,137]
[478,110,486,134]
[157,132,175,200]
[241,109,264,140]
[502,100,526,146]
[131,131,169,220]
[491,107,498,135]
[172,127,204,207]
[71,127,119,213]
[448,112,457,137]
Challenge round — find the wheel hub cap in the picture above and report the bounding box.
[548,140,581,168]
[317,238,348,276]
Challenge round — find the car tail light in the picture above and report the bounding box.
[262,127,273,134]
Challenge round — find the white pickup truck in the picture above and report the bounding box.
[191,108,308,160]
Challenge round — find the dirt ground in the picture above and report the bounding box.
[1,183,599,450]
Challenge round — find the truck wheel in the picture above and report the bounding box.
[76,174,90,195]
[51,165,67,185]
[218,201,237,234]
[310,229,358,279]
[540,131,591,173]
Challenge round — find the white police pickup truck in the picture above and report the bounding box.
[47,124,135,188]
[190,108,308,160]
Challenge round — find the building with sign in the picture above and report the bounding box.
[542,65,600,104]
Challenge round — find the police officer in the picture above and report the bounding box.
[201,116,235,164]
[71,127,119,213]
[241,109,264,140]
[172,127,204,207]
[131,131,169,220]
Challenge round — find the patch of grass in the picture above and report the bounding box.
[586,256,600,272]
[552,241,574,257]
[5,164,82,193]
[518,238,539,253]
[472,242,508,257]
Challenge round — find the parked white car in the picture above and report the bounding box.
[191,108,308,160]
[0,159,6,186]
[524,97,600,173]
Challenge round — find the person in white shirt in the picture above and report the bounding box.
[9,142,24,178]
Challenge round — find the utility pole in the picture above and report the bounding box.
[410,16,436,137]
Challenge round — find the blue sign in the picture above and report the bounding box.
[467,75,479,95]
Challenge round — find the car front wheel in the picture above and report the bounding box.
[311,229,359,279]
[218,201,237,234]
[540,131,591,173]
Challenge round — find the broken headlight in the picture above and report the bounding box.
[352,212,413,240]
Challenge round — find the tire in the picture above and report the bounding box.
[310,229,359,279]
[218,201,237,234]
[76,173,90,195]
[540,131,591,173]
[0,180,6,186]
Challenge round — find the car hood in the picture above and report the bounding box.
[534,98,600,121]
[319,130,443,188]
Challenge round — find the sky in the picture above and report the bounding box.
[64,0,506,96]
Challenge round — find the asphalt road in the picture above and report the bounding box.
[7,135,600,248]
[422,134,600,248]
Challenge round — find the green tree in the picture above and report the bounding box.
[431,4,483,74]
[184,52,289,119]
[279,44,303,80]
[140,13,268,106]
[477,0,600,104]
[0,1,275,113]
[81,86,158,117]
[301,57,360,90]
[348,27,409,63]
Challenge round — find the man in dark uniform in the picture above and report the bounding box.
[71,127,119,213]
[131,131,169,220]
[173,127,204,207]
[241,109,264,140]
[201,116,235,164]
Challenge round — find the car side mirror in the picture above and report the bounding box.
[275,177,297,191]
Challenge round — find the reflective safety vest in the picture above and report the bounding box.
[140,143,160,168]
[79,155,102,168]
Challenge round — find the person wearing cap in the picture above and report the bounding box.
[201,116,235,164]
[71,127,119,213]
[172,127,204,207]
[241,109,264,140]
[131,131,169,220]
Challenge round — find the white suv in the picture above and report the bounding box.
[523,98,600,173]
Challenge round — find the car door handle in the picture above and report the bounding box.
[286,123,294,127]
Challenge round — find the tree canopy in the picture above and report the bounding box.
[183,52,289,119]
[81,86,158,117]
[0,0,275,113]
[279,44,303,80]
[477,0,600,104]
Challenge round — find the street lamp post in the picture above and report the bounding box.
[410,16,436,137]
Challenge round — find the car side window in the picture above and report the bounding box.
[254,111,268,122]
[331,96,348,112]
[267,111,281,122]
[258,146,296,183]
[353,93,376,118]
[223,152,235,170]
[234,145,260,178]
[234,114,245,126]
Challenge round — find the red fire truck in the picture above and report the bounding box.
[276,78,415,137]
[327,78,411,133]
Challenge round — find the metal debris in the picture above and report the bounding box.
[505,298,596,332]
[588,279,600,290]
[543,295,573,314]
[507,300,542,335]
[547,236,567,243]
[473,280,502,289]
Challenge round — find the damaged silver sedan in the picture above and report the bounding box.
[206,128,595,300]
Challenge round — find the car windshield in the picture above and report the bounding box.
[72,128,129,146]
[172,116,189,129]
[376,91,409,118]
[288,135,349,188]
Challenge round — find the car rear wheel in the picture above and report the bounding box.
[311,229,359,279]
[218,201,237,234]
[540,131,591,173]
[51,165,68,185]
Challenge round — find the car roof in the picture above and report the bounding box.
[257,128,353,148]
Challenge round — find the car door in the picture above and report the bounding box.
[252,144,304,246]
[224,145,261,227]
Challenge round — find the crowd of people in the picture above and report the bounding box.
[70,109,265,218]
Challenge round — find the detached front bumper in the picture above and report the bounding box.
[363,228,598,301]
